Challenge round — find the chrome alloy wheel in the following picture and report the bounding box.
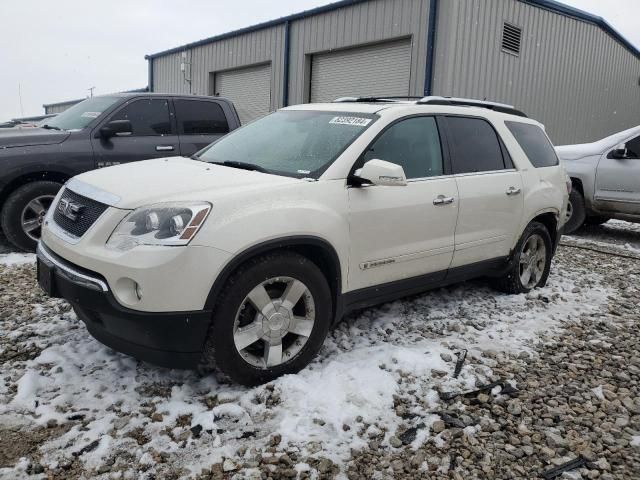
[519,234,547,289]
[233,276,316,369]
[21,195,55,241]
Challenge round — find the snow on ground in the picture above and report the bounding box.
[563,220,640,256]
[0,251,611,478]
[0,253,35,267]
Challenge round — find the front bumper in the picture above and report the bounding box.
[37,242,211,368]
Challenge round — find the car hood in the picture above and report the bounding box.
[0,127,70,149]
[555,125,640,161]
[72,157,303,209]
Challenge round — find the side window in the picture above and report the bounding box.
[505,121,559,167]
[446,117,506,174]
[363,116,444,179]
[625,136,640,158]
[174,100,229,135]
[110,98,172,136]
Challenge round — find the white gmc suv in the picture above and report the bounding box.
[36,97,569,385]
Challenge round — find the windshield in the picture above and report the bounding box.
[42,96,120,131]
[196,110,377,178]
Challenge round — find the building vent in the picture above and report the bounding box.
[502,22,522,56]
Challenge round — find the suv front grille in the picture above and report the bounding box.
[52,188,109,238]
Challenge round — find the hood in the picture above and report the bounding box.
[73,156,302,209]
[0,127,70,149]
[556,125,640,161]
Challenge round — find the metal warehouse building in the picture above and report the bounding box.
[145,0,640,144]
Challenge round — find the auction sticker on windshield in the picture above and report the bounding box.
[329,116,372,127]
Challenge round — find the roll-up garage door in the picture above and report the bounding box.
[310,39,412,103]
[214,63,271,124]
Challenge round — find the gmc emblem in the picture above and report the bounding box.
[57,199,84,222]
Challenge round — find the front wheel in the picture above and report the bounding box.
[1,181,61,252]
[492,222,553,294]
[200,251,332,386]
[563,190,586,234]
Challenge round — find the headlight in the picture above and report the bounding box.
[106,202,211,251]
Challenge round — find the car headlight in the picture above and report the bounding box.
[106,202,211,251]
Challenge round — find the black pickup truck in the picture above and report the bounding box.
[0,93,241,251]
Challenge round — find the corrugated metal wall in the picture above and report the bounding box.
[152,0,430,111]
[152,24,286,112]
[287,0,431,104]
[433,0,640,145]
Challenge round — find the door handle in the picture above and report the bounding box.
[506,186,521,196]
[156,145,174,152]
[433,195,455,205]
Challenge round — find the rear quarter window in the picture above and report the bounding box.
[506,121,559,168]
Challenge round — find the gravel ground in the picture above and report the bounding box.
[0,222,638,479]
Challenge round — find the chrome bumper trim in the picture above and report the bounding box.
[37,242,109,292]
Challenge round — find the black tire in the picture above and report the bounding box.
[0,181,61,252]
[563,190,586,234]
[584,215,610,226]
[492,221,553,295]
[200,251,332,386]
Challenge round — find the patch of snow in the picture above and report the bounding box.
[631,436,640,447]
[0,261,611,477]
[0,253,35,266]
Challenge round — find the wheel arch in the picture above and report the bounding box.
[204,236,344,323]
[0,171,69,207]
[530,211,559,251]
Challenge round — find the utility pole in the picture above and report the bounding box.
[88,86,96,97]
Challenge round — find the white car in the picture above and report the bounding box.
[556,126,640,233]
[36,97,568,385]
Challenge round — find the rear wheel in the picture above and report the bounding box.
[492,222,553,294]
[200,251,332,386]
[0,181,61,252]
[563,190,586,234]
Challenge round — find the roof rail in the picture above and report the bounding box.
[417,96,528,117]
[334,96,424,103]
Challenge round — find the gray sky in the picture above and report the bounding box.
[1,0,638,120]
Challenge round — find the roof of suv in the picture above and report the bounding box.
[283,96,534,123]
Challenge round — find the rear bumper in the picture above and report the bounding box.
[37,242,210,369]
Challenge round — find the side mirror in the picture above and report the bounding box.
[99,120,133,138]
[352,159,407,187]
[610,143,628,159]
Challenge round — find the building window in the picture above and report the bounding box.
[502,22,522,56]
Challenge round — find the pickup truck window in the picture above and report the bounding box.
[110,98,173,136]
[42,96,119,131]
[197,110,376,178]
[506,121,559,167]
[174,99,229,135]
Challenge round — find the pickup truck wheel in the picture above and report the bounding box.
[200,251,332,386]
[492,222,553,294]
[584,215,610,226]
[1,181,61,252]
[563,190,586,234]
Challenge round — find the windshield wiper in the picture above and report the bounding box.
[41,124,62,131]
[213,161,270,174]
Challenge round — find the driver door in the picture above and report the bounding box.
[594,135,640,215]
[91,97,180,168]
[347,116,458,291]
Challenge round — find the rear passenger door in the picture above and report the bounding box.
[174,99,231,156]
[443,116,524,268]
[92,97,180,167]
